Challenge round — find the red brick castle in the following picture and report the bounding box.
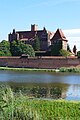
[8,24,68,51]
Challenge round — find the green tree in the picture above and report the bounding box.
[10,40,35,57]
[67,44,71,52]
[10,41,22,56]
[51,41,62,56]
[33,35,40,51]
[0,40,11,56]
[73,45,77,55]
[77,51,80,58]
[60,49,71,57]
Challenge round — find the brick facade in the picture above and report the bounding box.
[0,57,79,69]
[8,24,68,52]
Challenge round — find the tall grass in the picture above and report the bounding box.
[60,67,80,73]
[1,66,80,73]
[0,85,80,120]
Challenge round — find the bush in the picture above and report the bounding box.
[0,40,11,56]
[77,51,80,58]
[10,40,35,57]
[60,49,71,57]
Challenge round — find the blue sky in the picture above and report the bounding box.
[0,0,80,50]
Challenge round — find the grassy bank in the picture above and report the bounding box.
[0,85,80,120]
[0,67,59,72]
[60,67,80,73]
[0,66,80,73]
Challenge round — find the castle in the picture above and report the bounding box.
[8,24,68,51]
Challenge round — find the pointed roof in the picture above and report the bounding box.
[51,28,68,41]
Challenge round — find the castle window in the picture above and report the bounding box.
[21,35,23,39]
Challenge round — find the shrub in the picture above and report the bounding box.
[60,49,71,57]
[77,51,80,58]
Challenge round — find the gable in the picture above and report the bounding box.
[51,29,68,42]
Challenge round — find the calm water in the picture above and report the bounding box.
[0,70,80,100]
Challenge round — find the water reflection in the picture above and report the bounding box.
[0,71,80,100]
[5,82,68,99]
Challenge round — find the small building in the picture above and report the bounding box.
[51,28,68,51]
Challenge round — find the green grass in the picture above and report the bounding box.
[0,67,59,72]
[1,66,80,73]
[0,85,80,120]
[60,67,80,73]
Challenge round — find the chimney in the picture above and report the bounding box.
[31,24,38,31]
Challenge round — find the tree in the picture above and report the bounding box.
[33,35,40,51]
[51,41,62,56]
[77,51,80,58]
[0,40,11,56]
[60,49,71,57]
[67,44,71,52]
[10,40,35,57]
[73,45,77,55]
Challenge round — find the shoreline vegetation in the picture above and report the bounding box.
[0,85,80,119]
[0,66,80,72]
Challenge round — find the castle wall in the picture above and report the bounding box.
[0,56,80,69]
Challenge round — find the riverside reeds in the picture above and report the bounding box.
[0,66,80,73]
[60,67,80,73]
[0,85,80,120]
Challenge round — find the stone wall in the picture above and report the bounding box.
[0,56,80,68]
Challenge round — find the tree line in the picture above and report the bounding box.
[0,35,79,57]
[0,40,35,57]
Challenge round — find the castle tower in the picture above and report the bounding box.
[31,24,38,31]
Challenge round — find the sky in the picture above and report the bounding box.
[0,0,80,51]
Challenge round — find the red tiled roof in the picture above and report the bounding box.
[16,30,45,40]
[51,29,68,41]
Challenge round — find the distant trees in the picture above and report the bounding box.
[0,40,11,56]
[51,41,62,56]
[77,51,80,58]
[60,49,71,57]
[0,40,35,57]
[10,40,35,57]
[73,45,77,55]
[67,44,71,52]
[33,35,40,51]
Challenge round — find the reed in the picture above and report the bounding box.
[0,85,80,120]
[60,67,80,73]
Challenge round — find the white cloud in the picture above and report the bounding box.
[63,29,80,51]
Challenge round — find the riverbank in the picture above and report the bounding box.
[60,67,80,72]
[0,67,59,72]
[0,66,80,73]
[0,86,80,119]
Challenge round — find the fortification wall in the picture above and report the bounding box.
[0,56,80,68]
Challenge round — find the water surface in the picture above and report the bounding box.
[0,70,80,100]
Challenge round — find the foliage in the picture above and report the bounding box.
[1,66,80,73]
[60,49,71,57]
[77,51,80,58]
[51,41,62,56]
[33,35,40,51]
[67,44,71,52]
[73,45,77,55]
[60,67,80,72]
[0,85,80,120]
[10,40,35,57]
[0,40,11,56]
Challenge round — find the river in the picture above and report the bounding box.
[0,70,80,100]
